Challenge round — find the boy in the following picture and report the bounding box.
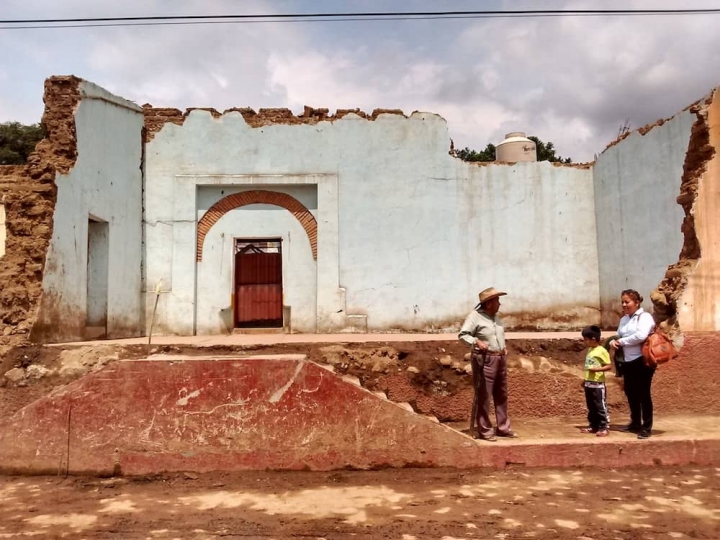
[580,325,612,437]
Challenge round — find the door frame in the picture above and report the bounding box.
[232,237,284,329]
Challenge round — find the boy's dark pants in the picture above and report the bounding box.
[622,359,656,430]
[584,382,609,430]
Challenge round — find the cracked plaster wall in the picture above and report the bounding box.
[145,109,598,334]
[593,110,693,328]
[31,81,145,342]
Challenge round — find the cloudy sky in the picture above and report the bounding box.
[2,0,720,161]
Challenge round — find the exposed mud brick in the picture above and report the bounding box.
[0,76,81,344]
[143,103,411,141]
[370,108,406,119]
[651,98,716,331]
[335,108,368,119]
[142,105,184,142]
[653,332,720,415]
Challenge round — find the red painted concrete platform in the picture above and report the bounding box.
[0,355,718,476]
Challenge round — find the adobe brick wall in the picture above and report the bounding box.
[0,76,81,343]
[142,104,407,142]
[196,189,318,261]
[376,332,720,422]
[653,332,720,414]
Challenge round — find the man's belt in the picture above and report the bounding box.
[474,348,507,356]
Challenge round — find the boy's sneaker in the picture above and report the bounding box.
[637,429,652,439]
[596,429,609,437]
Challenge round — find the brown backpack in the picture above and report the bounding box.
[642,331,678,367]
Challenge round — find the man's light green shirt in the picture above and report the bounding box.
[458,309,506,351]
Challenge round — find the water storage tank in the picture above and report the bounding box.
[496,132,537,162]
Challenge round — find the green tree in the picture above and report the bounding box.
[455,136,571,163]
[455,143,496,162]
[527,136,572,163]
[0,122,44,165]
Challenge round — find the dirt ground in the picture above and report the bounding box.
[1,466,718,539]
[0,339,587,420]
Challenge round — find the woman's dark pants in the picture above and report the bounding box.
[622,359,656,430]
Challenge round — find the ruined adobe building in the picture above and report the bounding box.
[0,76,718,343]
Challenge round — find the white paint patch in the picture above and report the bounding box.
[488,509,502,515]
[176,389,201,406]
[575,508,590,513]
[503,518,521,527]
[668,533,687,538]
[466,523,477,529]
[25,514,98,531]
[396,514,417,518]
[555,519,579,530]
[435,507,451,514]
[269,362,304,403]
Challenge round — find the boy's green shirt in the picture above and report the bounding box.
[584,345,611,383]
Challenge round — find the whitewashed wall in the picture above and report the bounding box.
[145,110,599,334]
[593,112,693,327]
[31,82,144,342]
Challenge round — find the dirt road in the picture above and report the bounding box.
[1,466,719,539]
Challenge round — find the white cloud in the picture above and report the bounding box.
[2,0,720,160]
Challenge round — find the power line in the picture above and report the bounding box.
[1,8,720,30]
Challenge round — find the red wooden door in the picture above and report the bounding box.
[234,246,283,328]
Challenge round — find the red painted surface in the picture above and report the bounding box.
[0,356,717,476]
[653,332,720,414]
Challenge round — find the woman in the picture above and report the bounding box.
[610,289,656,439]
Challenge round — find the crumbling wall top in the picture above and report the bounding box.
[142,104,409,142]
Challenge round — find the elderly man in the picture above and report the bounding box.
[459,287,517,441]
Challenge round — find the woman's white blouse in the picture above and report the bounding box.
[617,308,656,361]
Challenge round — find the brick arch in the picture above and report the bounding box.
[196,190,317,261]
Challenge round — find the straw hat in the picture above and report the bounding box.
[478,287,507,304]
